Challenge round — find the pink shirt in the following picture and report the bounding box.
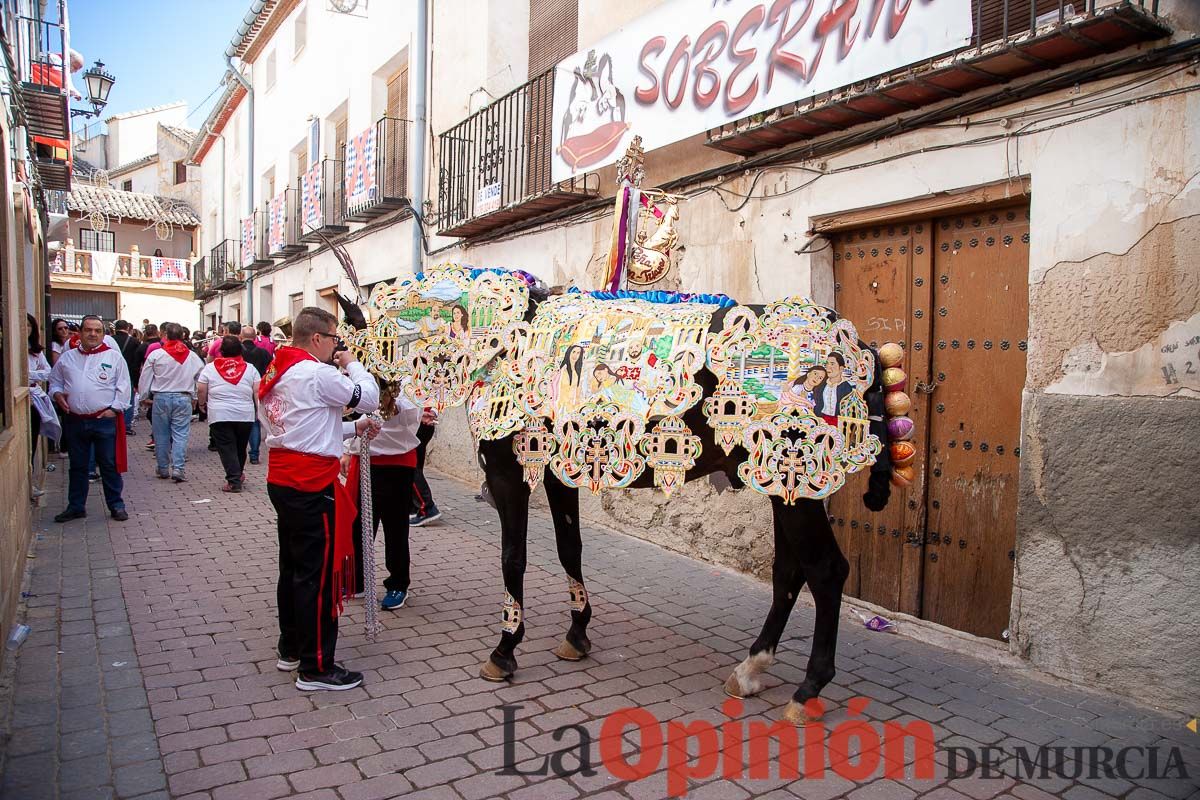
[254,335,276,357]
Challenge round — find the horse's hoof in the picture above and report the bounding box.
[553,637,589,662]
[723,672,748,698]
[479,659,512,683]
[781,700,816,726]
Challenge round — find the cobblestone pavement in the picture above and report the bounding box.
[1,425,1196,800]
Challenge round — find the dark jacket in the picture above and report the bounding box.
[113,332,141,385]
[241,340,272,377]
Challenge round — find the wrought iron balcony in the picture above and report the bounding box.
[437,68,598,239]
[15,1,70,189]
[210,240,244,289]
[266,187,309,258]
[240,210,274,270]
[343,116,411,223]
[193,256,216,299]
[298,158,349,242]
[706,0,1171,158]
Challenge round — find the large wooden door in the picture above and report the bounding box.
[828,205,1029,639]
[920,206,1029,638]
[829,223,933,617]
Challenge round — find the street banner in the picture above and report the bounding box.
[550,0,973,182]
[269,192,287,253]
[302,162,323,232]
[345,125,377,213]
[240,215,255,268]
[151,257,189,283]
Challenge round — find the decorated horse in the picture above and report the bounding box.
[331,137,915,723]
[338,262,896,724]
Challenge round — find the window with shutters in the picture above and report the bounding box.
[174,161,187,185]
[386,66,408,121]
[294,5,307,58]
[290,292,303,319]
[121,179,132,192]
[333,114,348,160]
[528,0,578,78]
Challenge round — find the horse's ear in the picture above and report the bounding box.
[335,292,368,331]
[547,284,568,296]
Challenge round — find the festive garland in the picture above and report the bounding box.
[877,342,917,487]
[567,286,738,308]
[415,266,540,287]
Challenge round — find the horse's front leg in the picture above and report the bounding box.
[544,474,592,661]
[725,496,806,700]
[782,499,850,725]
[479,438,531,682]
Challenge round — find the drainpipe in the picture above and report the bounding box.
[203,116,226,326]
[410,0,427,274]
[225,26,257,322]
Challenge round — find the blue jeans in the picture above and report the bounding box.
[248,420,262,460]
[152,393,194,475]
[63,415,123,513]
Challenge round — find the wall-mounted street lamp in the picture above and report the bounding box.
[70,60,115,119]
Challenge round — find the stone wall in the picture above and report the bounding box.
[0,397,34,639]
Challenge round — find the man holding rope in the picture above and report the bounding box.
[259,307,379,691]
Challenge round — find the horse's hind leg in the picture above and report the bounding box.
[725,496,806,699]
[544,475,592,661]
[479,438,531,683]
[782,500,850,725]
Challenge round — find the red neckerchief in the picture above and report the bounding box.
[68,334,81,349]
[214,355,248,384]
[78,342,110,355]
[161,339,191,364]
[258,345,316,399]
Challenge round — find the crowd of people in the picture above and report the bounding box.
[26,309,444,689]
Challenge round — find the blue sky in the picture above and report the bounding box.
[67,0,250,134]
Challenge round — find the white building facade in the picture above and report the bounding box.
[196,0,1200,709]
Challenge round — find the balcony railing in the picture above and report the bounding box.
[16,0,70,189]
[706,0,1170,157]
[51,247,194,287]
[240,210,274,270]
[343,116,411,222]
[210,240,244,289]
[298,158,349,242]
[266,187,308,258]
[437,68,597,239]
[194,256,216,299]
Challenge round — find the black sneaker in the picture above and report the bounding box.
[110,508,129,522]
[296,664,363,691]
[88,472,101,482]
[54,509,86,523]
[409,507,442,527]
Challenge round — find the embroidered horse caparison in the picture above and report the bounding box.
[341,265,893,724]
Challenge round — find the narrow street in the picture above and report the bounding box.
[0,431,1195,800]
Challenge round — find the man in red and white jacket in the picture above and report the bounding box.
[260,307,379,691]
[49,315,131,523]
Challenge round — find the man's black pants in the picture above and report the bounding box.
[210,421,251,487]
[268,482,338,674]
[354,464,414,594]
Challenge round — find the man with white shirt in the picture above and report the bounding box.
[139,323,204,482]
[260,307,379,691]
[49,315,131,523]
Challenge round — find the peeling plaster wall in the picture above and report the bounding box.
[420,68,1200,708]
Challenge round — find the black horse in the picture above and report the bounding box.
[474,298,893,724]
